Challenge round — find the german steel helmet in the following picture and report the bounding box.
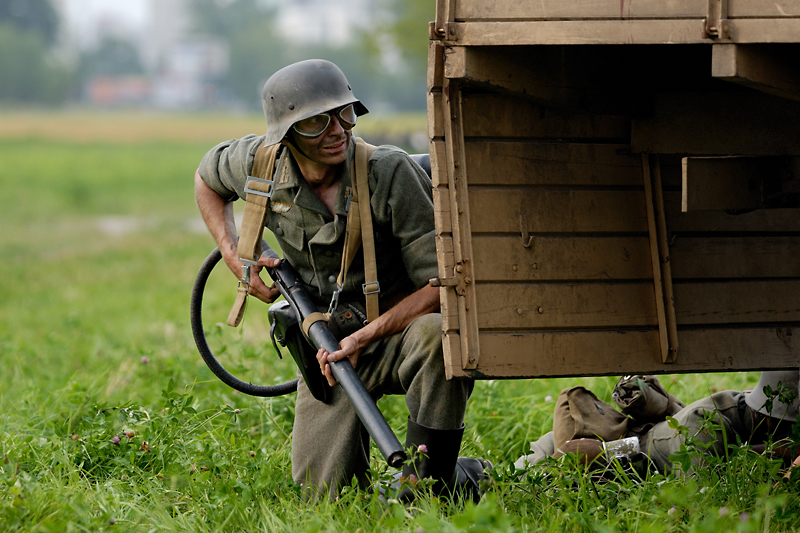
[744,370,799,421]
[261,59,369,147]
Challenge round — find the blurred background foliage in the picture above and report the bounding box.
[0,0,433,113]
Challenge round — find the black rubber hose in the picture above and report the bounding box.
[190,247,298,397]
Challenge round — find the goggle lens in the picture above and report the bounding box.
[292,104,357,137]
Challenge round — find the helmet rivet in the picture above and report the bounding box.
[288,104,295,110]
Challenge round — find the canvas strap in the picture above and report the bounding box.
[226,143,281,327]
[335,138,379,322]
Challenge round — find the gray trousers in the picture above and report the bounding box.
[291,313,473,497]
[643,390,751,474]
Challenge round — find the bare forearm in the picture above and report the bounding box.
[195,169,238,257]
[350,284,440,349]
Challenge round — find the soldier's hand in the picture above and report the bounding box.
[317,336,362,387]
[248,255,281,303]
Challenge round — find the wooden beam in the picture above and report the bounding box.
[454,0,800,21]
[450,328,800,379]
[712,44,800,102]
[449,19,800,46]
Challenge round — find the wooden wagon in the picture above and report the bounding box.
[427,0,800,379]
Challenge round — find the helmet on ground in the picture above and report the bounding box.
[261,59,369,147]
[744,370,799,421]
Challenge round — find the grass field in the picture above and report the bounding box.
[0,111,797,532]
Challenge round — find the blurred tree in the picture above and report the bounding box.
[368,0,434,76]
[78,38,144,78]
[191,0,275,40]
[0,0,59,46]
[0,23,71,105]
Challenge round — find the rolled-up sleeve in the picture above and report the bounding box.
[369,146,438,288]
[197,134,266,201]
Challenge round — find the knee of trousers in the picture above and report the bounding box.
[402,313,445,365]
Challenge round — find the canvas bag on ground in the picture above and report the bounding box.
[553,386,630,450]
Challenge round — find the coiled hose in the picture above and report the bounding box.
[190,247,298,397]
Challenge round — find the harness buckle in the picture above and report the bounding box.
[244,176,274,198]
[362,281,380,296]
[327,285,342,315]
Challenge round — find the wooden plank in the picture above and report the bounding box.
[443,79,481,369]
[728,1,800,18]
[652,158,679,363]
[674,280,800,325]
[435,235,460,333]
[461,93,631,141]
[642,154,672,363]
[670,237,800,279]
[451,328,800,378]
[712,44,800,102]
[428,41,445,92]
[455,0,707,21]
[632,92,800,155]
[475,282,657,330]
[681,156,793,212]
[468,189,648,234]
[465,142,642,187]
[432,185,452,234]
[664,192,800,232]
[427,92,444,140]
[450,19,800,46]
[453,20,705,46]
[430,139,447,187]
[442,332,462,380]
[454,0,800,21]
[471,235,653,282]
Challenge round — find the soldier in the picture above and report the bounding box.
[516,371,799,476]
[194,59,489,500]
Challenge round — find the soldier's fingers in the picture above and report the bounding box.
[324,364,337,387]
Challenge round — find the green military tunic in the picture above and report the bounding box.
[199,135,437,307]
[198,135,473,498]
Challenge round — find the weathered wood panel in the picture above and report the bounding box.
[680,156,787,212]
[674,280,800,325]
[451,328,800,378]
[468,189,648,234]
[473,279,800,331]
[475,282,657,330]
[454,0,800,21]
[632,92,800,156]
[471,235,652,281]
[712,44,800,102]
[465,142,642,186]
[451,19,800,46]
[670,237,800,279]
[461,93,631,140]
[664,194,800,233]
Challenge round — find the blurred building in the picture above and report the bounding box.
[53,0,378,109]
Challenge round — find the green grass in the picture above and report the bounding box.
[0,114,798,531]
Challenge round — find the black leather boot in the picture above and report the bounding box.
[398,418,492,503]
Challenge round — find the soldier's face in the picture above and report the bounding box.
[288,114,351,168]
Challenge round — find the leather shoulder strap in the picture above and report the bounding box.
[227,142,280,327]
